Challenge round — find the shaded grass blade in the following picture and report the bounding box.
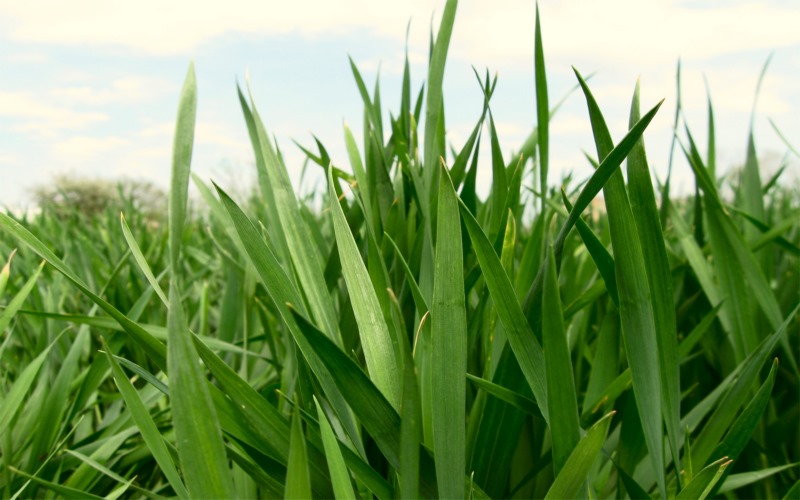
[314,397,356,500]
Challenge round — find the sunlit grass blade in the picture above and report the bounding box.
[327,165,401,408]
[534,2,549,212]
[120,213,167,307]
[0,260,43,338]
[0,248,14,297]
[718,463,800,494]
[545,411,615,499]
[166,63,234,499]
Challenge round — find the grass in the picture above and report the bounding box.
[1,1,799,498]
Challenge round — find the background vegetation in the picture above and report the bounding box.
[0,1,798,498]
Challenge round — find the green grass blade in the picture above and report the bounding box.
[676,457,731,500]
[534,2,549,212]
[313,397,356,500]
[542,244,580,474]
[574,68,665,496]
[692,304,799,467]
[0,331,59,439]
[0,260,43,337]
[545,411,615,500]
[0,248,14,297]
[120,213,167,307]
[102,339,189,499]
[400,326,422,500]
[718,463,799,494]
[466,374,544,421]
[627,81,682,481]
[423,0,457,176]
[457,198,548,420]
[431,165,467,499]
[327,165,401,408]
[168,63,196,270]
[167,281,234,498]
[286,409,312,500]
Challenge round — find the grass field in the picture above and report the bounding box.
[1,1,798,498]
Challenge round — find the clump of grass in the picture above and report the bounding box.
[1,1,798,498]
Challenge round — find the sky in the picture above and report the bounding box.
[1,0,798,210]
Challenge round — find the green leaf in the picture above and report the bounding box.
[286,410,312,500]
[431,165,467,500]
[574,67,665,496]
[627,81,682,479]
[466,374,544,421]
[314,397,356,500]
[327,164,401,409]
[718,462,799,494]
[102,339,189,499]
[676,457,731,500]
[542,244,580,474]
[534,2,549,212]
[457,198,548,420]
[120,213,167,307]
[545,411,615,499]
[0,260,43,339]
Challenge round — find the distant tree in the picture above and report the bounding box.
[33,175,166,220]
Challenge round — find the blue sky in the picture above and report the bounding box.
[1,0,798,209]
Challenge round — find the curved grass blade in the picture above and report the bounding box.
[676,457,731,500]
[431,165,467,500]
[466,374,544,421]
[457,198,548,420]
[120,213,167,307]
[102,339,189,499]
[534,2,549,212]
[573,68,665,496]
[327,165,401,409]
[628,81,682,481]
[718,462,799,494]
[314,397,356,500]
[545,411,615,500]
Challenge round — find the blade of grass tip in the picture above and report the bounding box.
[423,0,457,183]
[627,80,682,483]
[101,339,189,499]
[286,409,312,500]
[0,248,15,297]
[120,213,167,307]
[545,411,615,500]
[535,2,549,213]
[522,97,663,331]
[168,63,196,271]
[457,198,548,420]
[573,67,665,496]
[431,163,467,500]
[167,63,234,499]
[466,374,544,421]
[0,260,44,339]
[676,457,732,500]
[769,118,800,158]
[542,244,580,475]
[704,77,716,178]
[718,463,800,494]
[313,397,356,500]
[327,164,401,408]
[660,58,682,226]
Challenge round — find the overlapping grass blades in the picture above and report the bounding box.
[0,1,797,498]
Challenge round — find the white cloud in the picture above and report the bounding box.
[52,135,131,163]
[1,1,797,68]
[48,77,176,106]
[0,90,108,137]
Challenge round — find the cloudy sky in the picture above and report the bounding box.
[1,0,798,209]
